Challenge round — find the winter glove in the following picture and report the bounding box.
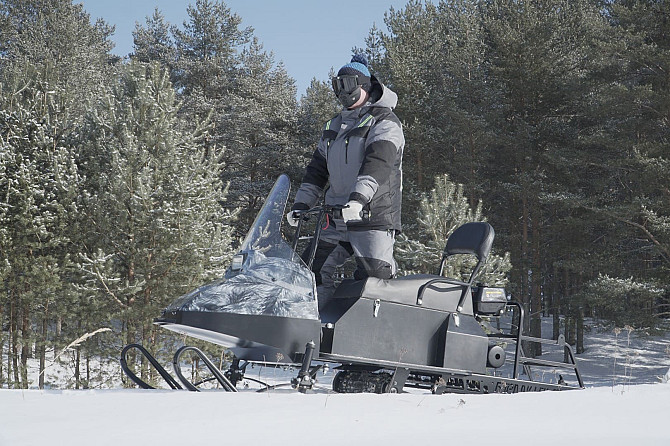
[342,200,364,223]
[286,210,300,227]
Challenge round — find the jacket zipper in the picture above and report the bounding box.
[345,138,349,163]
[345,115,372,164]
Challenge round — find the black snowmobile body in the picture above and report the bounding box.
[140,175,583,394]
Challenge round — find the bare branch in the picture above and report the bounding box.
[93,263,129,309]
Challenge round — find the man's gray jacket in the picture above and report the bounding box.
[293,78,405,232]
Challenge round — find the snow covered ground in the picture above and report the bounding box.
[1,318,670,446]
[1,383,669,445]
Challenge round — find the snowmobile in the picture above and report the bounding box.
[121,174,583,394]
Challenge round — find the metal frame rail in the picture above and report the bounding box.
[321,352,581,394]
[489,301,584,388]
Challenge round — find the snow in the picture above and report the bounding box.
[2,319,670,445]
[1,384,669,445]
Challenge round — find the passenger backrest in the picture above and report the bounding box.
[444,222,495,261]
[440,222,495,284]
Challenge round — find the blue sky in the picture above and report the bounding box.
[79,0,409,97]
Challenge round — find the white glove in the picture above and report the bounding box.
[286,210,300,227]
[342,201,364,223]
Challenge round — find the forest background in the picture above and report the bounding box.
[0,0,668,389]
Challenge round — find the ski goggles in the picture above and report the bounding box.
[332,74,364,95]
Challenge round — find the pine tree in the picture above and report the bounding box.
[134,1,306,244]
[380,0,492,198]
[172,0,251,127]
[77,61,238,384]
[478,0,617,353]
[396,174,512,286]
[0,0,115,388]
[382,0,442,189]
[131,8,176,71]
[0,0,115,116]
[0,61,82,388]
[578,275,665,328]
[354,23,388,76]
[297,78,340,149]
[219,38,301,230]
[571,0,670,327]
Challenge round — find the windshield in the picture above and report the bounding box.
[164,174,319,320]
[238,174,294,259]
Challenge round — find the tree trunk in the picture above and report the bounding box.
[54,315,62,355]
[0,302,4,385]
[530,204,542,357]
[74,346,81,389]
[74,320,81,389]
[576,306,585,354]
[6,303,12,387]
[552,263,561,340]
[416,148,424,188]
[563,268,575,362]
[563,313,574,363]
[521,194,529,304]
[520,193,533,355]
[38,297,49,389]
[11,300,20,388]
[20,305,30,388]
[124,313,136,388]
[141,285,152,384]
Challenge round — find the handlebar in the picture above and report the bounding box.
[290,204,370,269]
[292,204,342,220]
[293,204,371,221]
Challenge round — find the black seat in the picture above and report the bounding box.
[329,222,495,315]
[332,275,473,314]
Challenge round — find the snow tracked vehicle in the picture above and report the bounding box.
[121,174,583,394]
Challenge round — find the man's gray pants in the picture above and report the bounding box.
[305,221,397,312]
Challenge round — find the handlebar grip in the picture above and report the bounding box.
[332,208,371,221]
[293,205,371,221]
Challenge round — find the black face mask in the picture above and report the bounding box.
[332,74,367,108]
